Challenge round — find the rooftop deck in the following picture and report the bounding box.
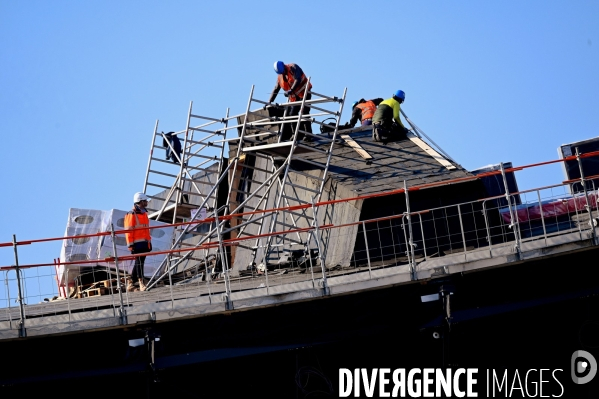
[2,189,597,340]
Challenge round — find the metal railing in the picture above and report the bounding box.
[1,150,598,338]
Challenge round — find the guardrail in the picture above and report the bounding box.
[1,150,598,338]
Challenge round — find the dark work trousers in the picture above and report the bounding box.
[130,241,152,283]
[284,92,312,141]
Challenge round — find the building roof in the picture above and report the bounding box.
[298,126,473,195]
[233,110,474,196]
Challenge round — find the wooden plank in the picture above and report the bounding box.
[242,141,318,157]
[84,288,101,297]
[340,134,373,160]
[406,132,456,170]
[81,287,110,298]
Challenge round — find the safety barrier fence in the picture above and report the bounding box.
[1,150,598,334]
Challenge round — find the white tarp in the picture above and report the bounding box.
[58,208,174,289]
[58,209,104,286]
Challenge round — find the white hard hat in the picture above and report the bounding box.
[257,263,266,274]
[133,192,150,203]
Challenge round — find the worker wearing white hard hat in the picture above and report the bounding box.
[133,192,150,203]
[124,192,152,292]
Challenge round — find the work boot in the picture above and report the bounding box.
[126,279,138,292]
[372,126,380,142]
[139,280,147,292]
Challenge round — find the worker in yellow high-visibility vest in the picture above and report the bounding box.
[372,90,409,142]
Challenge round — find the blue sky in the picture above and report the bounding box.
[1,1,598,289]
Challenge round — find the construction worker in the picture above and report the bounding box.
[347,98,384,128]
[269,61,313,141]
[163,131,182,164]
[124,192,152,292]
[371,90,409,142]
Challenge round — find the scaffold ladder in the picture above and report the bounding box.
[143,102,227,225]
[142,102,229,286]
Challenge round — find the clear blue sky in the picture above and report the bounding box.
[1,1,598,286]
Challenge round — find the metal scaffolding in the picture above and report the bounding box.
[140,83,346,288]
[221,82,347,273]
[142,102,229,286]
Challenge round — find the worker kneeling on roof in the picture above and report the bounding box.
[372,90,409,142]
[346,98,383,128]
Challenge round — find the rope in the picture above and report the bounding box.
[401,108,456,163]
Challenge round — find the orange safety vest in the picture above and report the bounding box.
[277,65,312,101]
[356,100,377,121]
[124,209,151,246]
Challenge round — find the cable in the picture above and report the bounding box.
[295,366,334,397]
[294,349,334,397]
[401,109,456,163]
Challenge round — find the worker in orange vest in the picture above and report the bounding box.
[347,98,384,128]
[268,61,313,141]
[124,192,152,292]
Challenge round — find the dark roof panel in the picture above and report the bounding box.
[299,128,472,194]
